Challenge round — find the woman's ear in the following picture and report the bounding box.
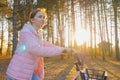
[30,18,34,23]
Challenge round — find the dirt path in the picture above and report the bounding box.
[0,58,10,80]
[44,55,120,80]
[92,58,120,80]
[44,56,76,80]
[0,55,120,80]
[83,56,120,80]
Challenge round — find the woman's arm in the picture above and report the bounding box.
[20,31,64,57]
[42,40,55,47]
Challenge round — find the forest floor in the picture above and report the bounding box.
[44,55,120,80]
[0,54,120,80]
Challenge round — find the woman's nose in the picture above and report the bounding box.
[41,18,45,23]
[41,18,45,22]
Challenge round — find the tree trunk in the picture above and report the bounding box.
[71,0,76,48]
[112,0,120,60]
[12,0,18,56]
[0,21,3,55]
[97,0,105,60]
[93,4,97,57]
[6,20,12,56]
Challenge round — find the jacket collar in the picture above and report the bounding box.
[26,24,37,34]
[23,23,43,39]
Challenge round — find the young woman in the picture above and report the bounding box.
[6,8,73,80]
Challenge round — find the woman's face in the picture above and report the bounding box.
[31,11,45,29]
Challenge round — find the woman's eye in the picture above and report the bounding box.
[39,15,45,19]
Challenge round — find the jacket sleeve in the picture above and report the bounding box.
[42,40,55,47]
[20,31,64,57]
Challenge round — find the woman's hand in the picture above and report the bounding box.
[71,48,78,54]
[62,48,72,53]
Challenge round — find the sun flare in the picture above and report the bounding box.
[75,29,90,45]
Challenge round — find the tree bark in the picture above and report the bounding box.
[12,0,18,56]
[112,0,120,60]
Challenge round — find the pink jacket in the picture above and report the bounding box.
[6,24,64,80]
